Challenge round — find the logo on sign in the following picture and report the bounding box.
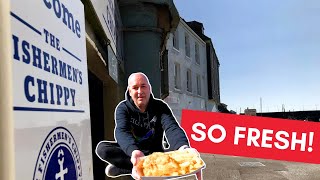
[33,127,82,180]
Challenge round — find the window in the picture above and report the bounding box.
[195,43,200,64]
[187,69,192,92]
[173,31,179,50]
[174,63,181,89]
[196,74,201,95]
[185,33,190,57]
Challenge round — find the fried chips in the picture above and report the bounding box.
[137,149,204,177]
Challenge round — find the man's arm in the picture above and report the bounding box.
[115,103,139,156]
[160,102,190,150]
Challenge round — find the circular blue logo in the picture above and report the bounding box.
[33,127,82,180]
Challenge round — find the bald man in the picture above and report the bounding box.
[95,72,192,179]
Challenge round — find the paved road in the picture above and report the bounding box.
[182,153,320,180]
[109,153,320,180]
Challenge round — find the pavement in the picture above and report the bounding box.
[182,153,320,180]
[108,153,320,180]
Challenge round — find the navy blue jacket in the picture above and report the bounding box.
[114,91,189,156]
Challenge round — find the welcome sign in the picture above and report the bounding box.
[10,0,93,179]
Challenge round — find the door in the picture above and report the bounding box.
[89,70,106,180]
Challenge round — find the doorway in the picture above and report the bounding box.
[89,70,106,180]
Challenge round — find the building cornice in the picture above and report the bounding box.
[180,18,206,45]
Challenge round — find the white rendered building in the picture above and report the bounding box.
[165,18,209,122]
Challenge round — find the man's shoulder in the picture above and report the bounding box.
[116,100,129,111]
[151,97,169,109]
[117,99,127,106]
[152,97,164,104]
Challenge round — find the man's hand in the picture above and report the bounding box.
[179,145,200,156]
[131,150,144,180]
[131,150,144,165]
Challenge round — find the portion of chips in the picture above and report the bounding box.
[137,149,205,177]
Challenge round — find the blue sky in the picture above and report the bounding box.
[174,0,320,113]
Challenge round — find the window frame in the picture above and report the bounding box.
[173,31,179,50]
[195,42,200,65]
[174,63,181,89]
[196,74,201,96]
[186,69,192,92]
[185,33,190,58]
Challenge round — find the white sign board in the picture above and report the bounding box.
[10,0,93,179]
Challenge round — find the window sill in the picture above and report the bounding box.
[185,55,191,61]
[186,90,193,95]
[173,47,180,52]
[173,87,182,93]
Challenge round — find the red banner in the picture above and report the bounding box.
[181,110,320,164]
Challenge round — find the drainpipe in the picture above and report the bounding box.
[0,1,15,180]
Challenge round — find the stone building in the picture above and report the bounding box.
[82,0,179,179]
[186,21,221,112]
[164,18,209,122]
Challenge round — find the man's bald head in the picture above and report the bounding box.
[127,72,152,112]
[128,72,151,88]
